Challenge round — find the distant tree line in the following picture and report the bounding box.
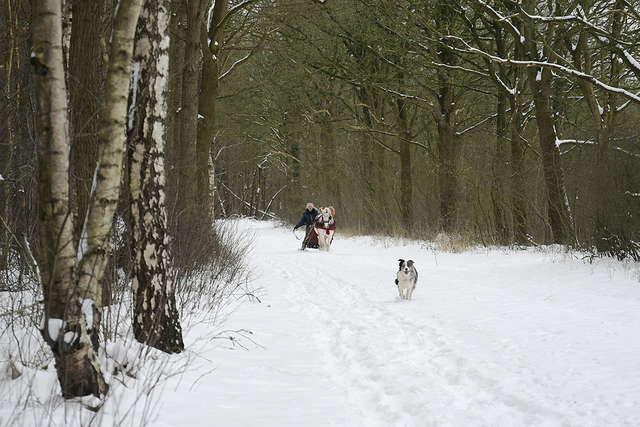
[214,0,640,257]
[0,0,639,399]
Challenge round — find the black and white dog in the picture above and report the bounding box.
[395,259,418,300]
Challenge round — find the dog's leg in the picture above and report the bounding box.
[407,287,413,300]
[398,286,405,300]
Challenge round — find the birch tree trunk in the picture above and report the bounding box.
[32,0,107,398]
[76,0,143,352]
[128,0,184,353]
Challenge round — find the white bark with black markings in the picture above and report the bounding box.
[32,0,107,398]
[128,0,184,353]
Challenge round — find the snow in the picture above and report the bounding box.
[77,162,100,263]
[2,219,640,426]
[63,331,77,346]
[82,299,94,330]
[623,50,640,74]
[45,318,65,342]
[128,61,141,131]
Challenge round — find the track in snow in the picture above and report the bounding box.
[174,220,640,427]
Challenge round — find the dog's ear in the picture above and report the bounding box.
[407,260,414,267]
[398,259,404,268]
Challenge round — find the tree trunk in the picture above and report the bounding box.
[69,0,105,243]
[73,0,143,355]
[32,0,107,398]
[167,0,186,213]
[1,0,18,271]
[493,88,509,245]
[520,0,572,244]
[436,80,458,233]
[321,94,340,209]
[285,107,303,212]
[510,107,529,245]
[396,98,413,232]
[197,0,228,220]
[526,66,573,244]
[433,3,459,234]
[128,0,184,353]
[177,0,204,223]
[358,88,388,231]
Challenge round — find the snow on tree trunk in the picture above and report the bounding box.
[31,0,107,398]
[128,0,184,354]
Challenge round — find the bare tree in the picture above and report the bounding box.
[33,0,143,397]
[128,0,184,353]
[69,0,105,243]
[198,0,266,219]
[32,0,107,398]
[198,0,228,220]
[176,0,205,226]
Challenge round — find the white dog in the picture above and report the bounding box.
[395,259,418,300]
[314,206,335,251]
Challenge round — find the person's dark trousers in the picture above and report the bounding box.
[302,226,313,249]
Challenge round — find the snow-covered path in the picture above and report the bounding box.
[157,220,640,427]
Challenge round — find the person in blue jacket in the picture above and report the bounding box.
[294,202,319,248]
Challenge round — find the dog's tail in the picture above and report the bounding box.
[395,278,399,286]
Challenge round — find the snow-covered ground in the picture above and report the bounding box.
[2,219,640,426]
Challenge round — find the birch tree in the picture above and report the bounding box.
[33,0,143,397]
[32,0,107,398]
[128,0,184,353]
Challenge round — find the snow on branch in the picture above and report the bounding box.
[447,35,640,105]
[621,49,640,79]
[517,4,634,48]
[217,181,278,220]
[372,84,438,116]
[219,53,251,80]
[614,145,640,159]
[555,138,596,154]
[457,114,495,138]
[211,0,262,40]
[472,0,524,45]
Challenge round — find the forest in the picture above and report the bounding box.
[1,0,640,400]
